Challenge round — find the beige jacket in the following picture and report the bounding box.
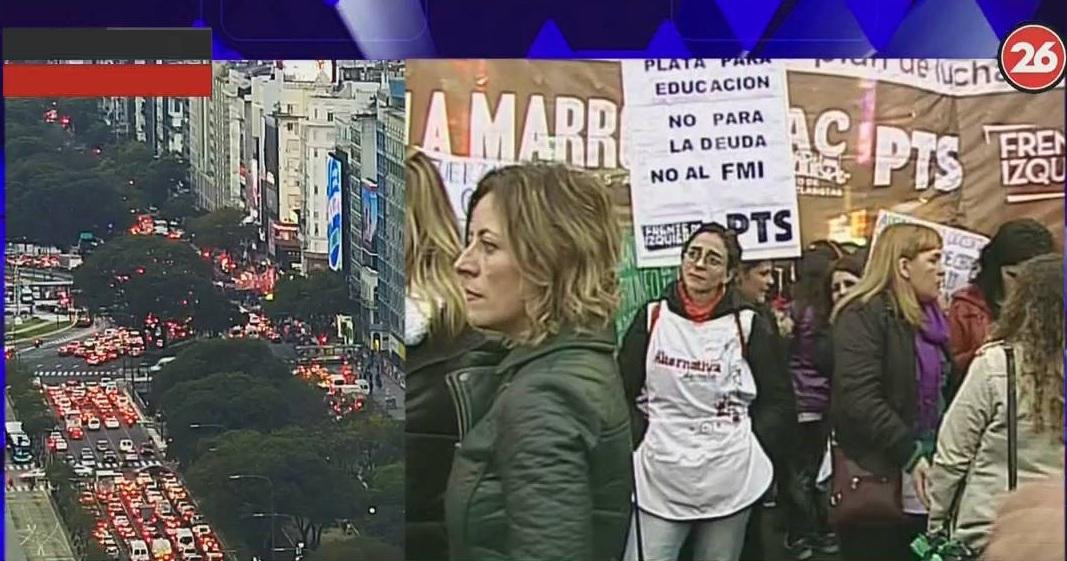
[927,342,1065,553]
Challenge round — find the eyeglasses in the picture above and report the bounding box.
[684,247,724,268]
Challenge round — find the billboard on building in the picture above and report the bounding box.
[361,180,379,255]
[327,154,344,271]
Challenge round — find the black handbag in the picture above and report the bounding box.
[911,344,1019,561]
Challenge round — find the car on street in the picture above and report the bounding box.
[68,426,84,440]
[54,437,68,451]
[87,417,101,431]
[104,416,120,429]
[119,439,135,453]
[96,439,110,452]
[73,464,94,477]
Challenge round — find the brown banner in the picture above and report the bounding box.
[407,60,1064,242]
[956,91,1065,238]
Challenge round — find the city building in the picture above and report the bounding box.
[376,75,406,361]
[335,66,405,362]
[99,97,134,139]
[188,66,249,213]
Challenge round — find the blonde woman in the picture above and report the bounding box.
[447,164,633,561]
[927,253,1064,556]
[405,149,499,561]
[830,223,950,561]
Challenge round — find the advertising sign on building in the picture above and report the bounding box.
[361,180,379,255]
[326,154,343,271]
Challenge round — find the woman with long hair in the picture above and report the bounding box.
[948,219,1054,381]
[782,247,840,559]
[404,149,500,561]
[927,253,1064,556]
[617,223,795,561]
[446,164,633,561]
[830,223,950,561]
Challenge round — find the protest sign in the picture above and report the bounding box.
[871,210,989,298]
[621,59,801,267]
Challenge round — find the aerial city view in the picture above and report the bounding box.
[4,60,406,561]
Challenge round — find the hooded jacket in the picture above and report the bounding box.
[617,282,797,468]
[948,284,993,381]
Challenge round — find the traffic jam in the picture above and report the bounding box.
[42,377,225,560]
[44,379,144,473]
[80,469,224,561]
[293,359,368,419]
[58,323,190,366]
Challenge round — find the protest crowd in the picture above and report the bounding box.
[403,59,1065,561]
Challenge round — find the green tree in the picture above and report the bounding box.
[161,372,323,465]
[159,193,203,221]
[150,339,290,403]
[264,271,355,331]
[361,462,404,548]
[73,234,236,330]
[185,429,363,555]
[187,207,256,254]
[304,537,402,561]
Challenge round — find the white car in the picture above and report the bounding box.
[73,464,94,477]
[104,417,120,429]
[119,439,135,453]
[87,418,102,431]
[54,438,68,451]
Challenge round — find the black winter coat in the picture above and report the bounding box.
[404,328,503,561]
[831,292,925,475]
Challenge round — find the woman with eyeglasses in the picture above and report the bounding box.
[617,223,795,561]
[948,219,1054,383]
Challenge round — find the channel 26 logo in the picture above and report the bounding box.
[998,23,1066,93]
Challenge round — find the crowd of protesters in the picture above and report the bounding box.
[404,152,1064,561]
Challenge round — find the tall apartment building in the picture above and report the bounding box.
[376,77,406,358]
[189,66,249,213]
[301,82,377,272]
[99,97,134,139]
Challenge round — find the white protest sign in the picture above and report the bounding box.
[622,59,801,268]
[417,148,513,232]
[871,210,990,298]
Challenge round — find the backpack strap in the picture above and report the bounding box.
[733,311,751,359]
[647,301,663,334]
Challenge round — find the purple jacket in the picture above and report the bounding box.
[788,305,833,415]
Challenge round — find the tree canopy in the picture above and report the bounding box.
[185,428,363,555]
[72,235,238,331]
[4,98,189,247]
[187,207,257,254]
[264,271,356,330]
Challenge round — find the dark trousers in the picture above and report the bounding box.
[838,515,926,561]
[781,418,832,539]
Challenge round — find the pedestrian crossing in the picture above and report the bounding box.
[6,462,41,472]
[33,370,117,378]
[6,481,53,493]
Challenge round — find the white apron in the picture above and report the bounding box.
[633,303,774,521]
